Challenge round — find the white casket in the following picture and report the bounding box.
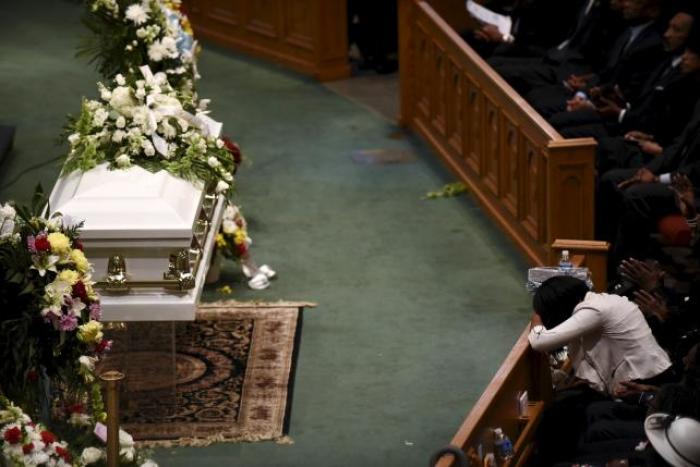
[49,163,224,321]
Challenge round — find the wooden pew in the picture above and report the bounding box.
[398,0,597,268]
[183,0,350,81]
[432,242,609,467]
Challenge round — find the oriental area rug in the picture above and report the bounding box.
[102,301,312,446]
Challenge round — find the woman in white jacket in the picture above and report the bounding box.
[529,276,672,395]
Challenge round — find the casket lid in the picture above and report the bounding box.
[49,163,203,241]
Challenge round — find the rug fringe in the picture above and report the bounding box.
[136,432,293,448]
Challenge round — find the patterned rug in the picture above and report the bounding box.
[103,301,311,446]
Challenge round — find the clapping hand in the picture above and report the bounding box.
[632,289,670,322]
[624,130,654,143]
[617,168,658,189]
[619,258,664,291]
[566,95,594,112]
[474,24,504,42]
[565,74,592,91]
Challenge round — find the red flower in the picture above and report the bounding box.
[22,443,34,455]
[68,404,84,414]
[34,235,50,252]
[72,281,88,302]
[40,431,56,445]
[3,426,22,444]
[222,137,242,166]
[236,243,248,257]
[95,339,112,354]
[26,369,39,383]
[55,446,71,462]
[73,238,84,251]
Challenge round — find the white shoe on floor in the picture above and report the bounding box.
[247,272,270,290]
[258,264,276,279]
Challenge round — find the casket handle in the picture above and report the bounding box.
[95,252,197,292]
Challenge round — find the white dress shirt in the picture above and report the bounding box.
[529,292,671,394]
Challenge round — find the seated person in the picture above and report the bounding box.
[463,0,579,59]
[489,0,625,95]
[525,0,667,119]
[595,34,700,173]
[551,8,699,147]
[529,276,672,396]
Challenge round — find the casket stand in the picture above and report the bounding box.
[50,162,226,417]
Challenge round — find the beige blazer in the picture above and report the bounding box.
[529,292,672,394]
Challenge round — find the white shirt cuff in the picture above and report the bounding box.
[659,173,672,184]
[618,109,627,123]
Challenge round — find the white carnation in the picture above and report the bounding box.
[222,219,236,234]
[100,88,112,101]
[215,180,230,193]
[207,156,220,168]
[0,204,16,221]
[112,130,125,143]
[115,74,126,86]
[68,133,80,145]
[79,355,97,372]
[223,172,233,182]
[125,4,149,24]
[143,140,155,157]
[109,86,136,117]
[116,116,126,128]
[115,154,131,168]
[93,108,109,127]
[81,447,103,465]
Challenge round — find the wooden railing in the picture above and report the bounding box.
[399,0,597,267]
[432,243,609,467]
[183,0,350,81]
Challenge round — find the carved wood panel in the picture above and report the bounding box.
[206,0,244,26]
[483,97,500,196]
[415,26,431,119]
[446,60,463,156]
[501,114,519,217]
[246,0,280,38]
[464,76,482,174]
[431,44,447,137]
[521,142,544,242]
[283,1,315,50]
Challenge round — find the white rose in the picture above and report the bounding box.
[136,27,148,38]
[115,74,126,86]
[135,87,146,99]
[67,133,80,145]
[216,139,224,149]
[119,429,134,447]
[115,154,131,168]
[100,88,112,101]
[93,108,109,127]
[207,156,220,168]
[111,130,125,143]
[80,447,103,465]
[116,116,126,128]
[223,172,233,182]
[215,180,230,193]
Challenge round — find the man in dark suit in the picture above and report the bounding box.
[488,0,626,95]
[525,0,667,119]
[595,21,700,173]
[549,9,698,136]
[597,74,700,265]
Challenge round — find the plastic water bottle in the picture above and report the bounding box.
[493,428,514,464]
[558,249,573,272]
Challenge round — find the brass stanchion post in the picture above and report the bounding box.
[100,370,125,467]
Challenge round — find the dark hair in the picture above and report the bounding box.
[533,276,590,329]
[653,383,700,419]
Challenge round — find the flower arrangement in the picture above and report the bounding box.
[62,67,236,195]
[0,190,106,426]
[215,205,276,290]
[0,396,157,467]
[79,0,198,92]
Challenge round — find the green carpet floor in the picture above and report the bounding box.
[0,1,532,465]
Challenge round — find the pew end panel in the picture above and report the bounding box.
[551,239,610,292]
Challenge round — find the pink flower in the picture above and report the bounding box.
[89,303,102,321]
[26,235,37,253]
[58,313,78,331]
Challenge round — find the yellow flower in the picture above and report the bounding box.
[215,233,227,248]
[70,249,90,273]
[217,285,233,295]
[85,282,99,301]
[58,269,80,285]
[234,230,247,246]
[47,232,71,255]
[77,321,104,344]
